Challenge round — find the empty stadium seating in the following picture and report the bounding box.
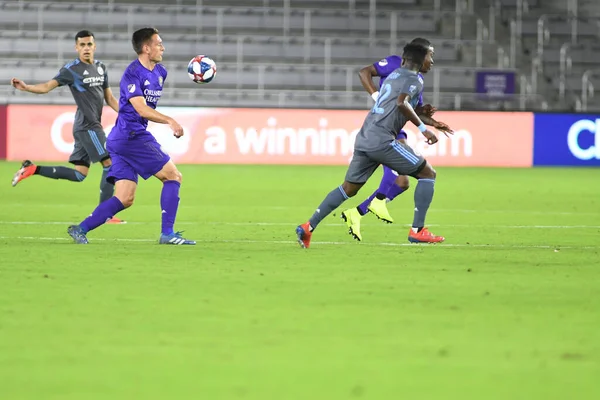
[2,0,596,110]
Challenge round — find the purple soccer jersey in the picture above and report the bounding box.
[106,59,170,184]
[373,55,424,140]
[112,59,167,138]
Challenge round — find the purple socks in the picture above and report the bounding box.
[161,180,181,235]
[79,197,125,233]
[357,166,405,215]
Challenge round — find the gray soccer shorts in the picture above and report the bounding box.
[68,128,110,167]
[345,140,427,184]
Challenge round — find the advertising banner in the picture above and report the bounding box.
[533,113,600,166]
[0,105,6,160]
[6,105,534,167]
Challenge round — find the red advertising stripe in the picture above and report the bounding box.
[6,105,534,167]
[0,105,7,160]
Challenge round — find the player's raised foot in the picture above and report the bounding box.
[11,160,36,187]
[341,208,362,241]
[408,227,445,244]
[295,222,312,249]
[106,217,127,224]
[67,225,89,244]
[159,231,196,245]
[367,198,394,223]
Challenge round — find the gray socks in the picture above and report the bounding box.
[36,166,85,182]
[99,166,115,204]
[412,178,435,229]
[308,185,349,231]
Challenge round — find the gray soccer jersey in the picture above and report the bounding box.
[354,68,424,152]
[54,59,109,132]
[345,67,426,183]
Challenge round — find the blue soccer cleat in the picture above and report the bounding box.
[67,225,89,244]
[159,231,196,245]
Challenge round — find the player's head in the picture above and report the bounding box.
[410,37,434,74]
[401,43,429,72]
[132,27,164,63]
[74,30,96,64]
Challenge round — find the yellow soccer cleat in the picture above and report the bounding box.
[367,198,394,223]
[341,208,363,241]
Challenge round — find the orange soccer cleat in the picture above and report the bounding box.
[106,216,127,224]
[295,221,312,249]
[11,160,37,187]
[408,227,445,243]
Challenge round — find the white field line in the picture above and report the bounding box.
[0,235,599,250]
[0,221,599,229]
[1,203,599,216]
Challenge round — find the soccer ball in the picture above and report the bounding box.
[187,55,217,84]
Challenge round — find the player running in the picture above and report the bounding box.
[296,43,444,248]
[67,27,195,245]
[340,37,453,241]
[10,30,124,224]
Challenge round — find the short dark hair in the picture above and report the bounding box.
[410,37,431,48]
[132,27,159,54]
[402,43,428,66]
[75,30,94,42]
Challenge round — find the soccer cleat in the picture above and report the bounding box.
[67,225,89,244]
[12,160,36,187]
[159,231,196,245]
[408,227,445,244]
[367,198,394,223]
[341,208,362,242]
[295,222,312,248]
[106,217,127,224]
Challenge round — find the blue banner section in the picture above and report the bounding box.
[533,113,600,166]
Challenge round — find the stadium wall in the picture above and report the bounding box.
[2,105,599,167]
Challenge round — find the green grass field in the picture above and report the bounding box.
[0,161,599,399]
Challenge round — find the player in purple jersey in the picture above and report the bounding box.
[10,30,125,224]
[67,27,195,245]
[340,37,453,241]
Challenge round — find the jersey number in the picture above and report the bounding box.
[371,83,392,115]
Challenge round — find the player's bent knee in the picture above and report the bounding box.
[418,164,437,180]
[114,180,137,208]
[117,194,135,208]
[173,170,183,183]
[395,175,410,190]
[341,181,362,198]
[413,163,436,179]
[429,167,437,179]
[162,170,182,183]
[74,165,89,177]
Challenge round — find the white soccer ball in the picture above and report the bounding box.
[187,55,217,84]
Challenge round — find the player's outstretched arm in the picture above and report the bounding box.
[415,104,437,117]
[129,96,184,138]
[417,114,454,137]
[414,103,453,137]
[10,78,59,94]
[104,87,119,113]
[397,93,438,145]
[358,64,380,101]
